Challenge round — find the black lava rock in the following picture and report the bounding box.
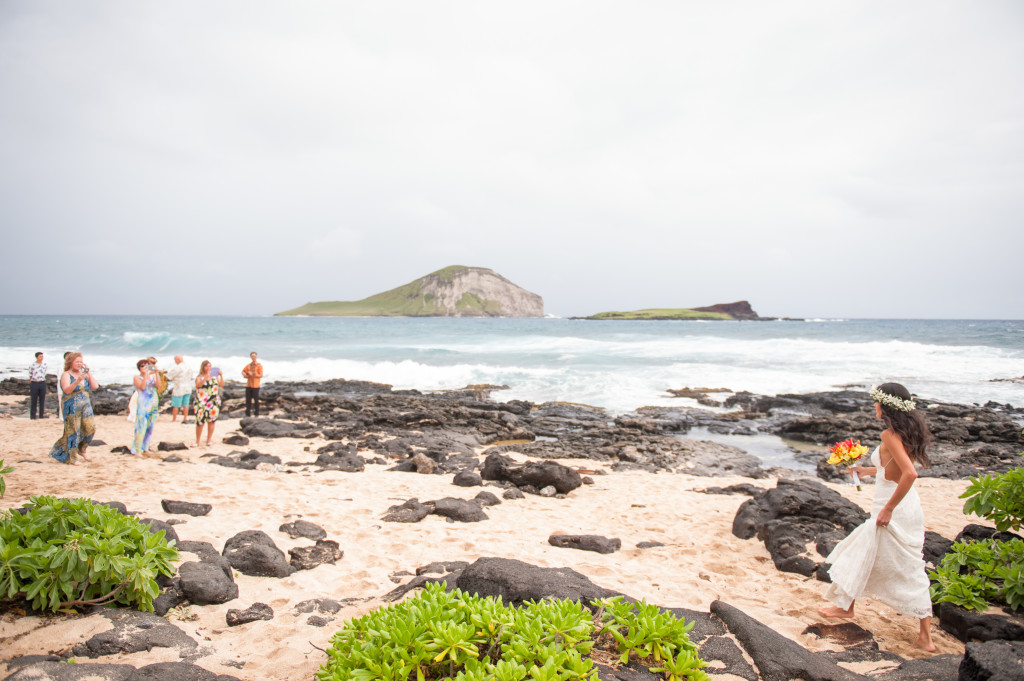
[226,603,274,626]
[161,500,212,516]
[548,534,621,554]
[222,530,295,578]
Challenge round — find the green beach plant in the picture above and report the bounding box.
[0,496,178,612]
[929,464,1024,612]
[317,583,707,681]
[0,459,12,497]
[929,537,1024,611]
[960,465,1024,532]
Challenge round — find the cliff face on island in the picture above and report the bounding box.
[276,266,544,317]
[691,301,759,320]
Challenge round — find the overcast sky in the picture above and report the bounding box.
[1,1,1022,319]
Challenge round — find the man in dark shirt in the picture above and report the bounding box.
[29,351,47,419]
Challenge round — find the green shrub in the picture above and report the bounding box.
[929,538,1024,611]
[929,464,1024,612]
[0,459,11,498]
[0,496,178,612]
[960,465,1024,532]
[317,583,707,681]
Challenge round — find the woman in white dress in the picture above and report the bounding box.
[818,382,936,652]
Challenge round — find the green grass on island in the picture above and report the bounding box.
[585,308,733,321]
[276,266,500,317]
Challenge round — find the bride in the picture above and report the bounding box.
[818,382,936,652]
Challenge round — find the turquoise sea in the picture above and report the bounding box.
[0,316,1021,414]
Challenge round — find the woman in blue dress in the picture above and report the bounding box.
[50,352,99,465]
[131,358,160,455]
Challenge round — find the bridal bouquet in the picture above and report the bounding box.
[828,439,869,491]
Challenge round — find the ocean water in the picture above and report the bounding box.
[0,316,1021,415]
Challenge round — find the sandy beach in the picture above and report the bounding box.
[0,396,975,679]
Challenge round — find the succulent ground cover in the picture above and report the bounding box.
[929,464,1024,612]
[318,583,707,681]
[0,496,178,612]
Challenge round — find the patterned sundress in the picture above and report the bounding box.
[49,373,95,464]
[132,374,159,454]
[194,378,221,425]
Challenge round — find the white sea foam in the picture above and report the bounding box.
[1,317,1021,413]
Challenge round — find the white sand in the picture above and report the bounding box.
[0,401,971,679]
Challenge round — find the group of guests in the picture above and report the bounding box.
[41,351,263,463]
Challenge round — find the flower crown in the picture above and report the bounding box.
[870,386,916,412]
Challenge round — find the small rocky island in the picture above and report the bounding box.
[578,300,767,321]
[276,266,544,318]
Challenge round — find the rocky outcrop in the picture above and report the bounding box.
[279,520,327,540]
[692,300,760,319]
[548,534,621,554]
[161,500,212,516]
[480,453,582,494]
[226,603,274,627]
[959,640,1024,680]
[177,562,238,605]
[732,478,870,578]
[222,530,295,578]
[71,610,198,659]
[3,661,241,680]
[288,540,344,570]
[454,557,622,606]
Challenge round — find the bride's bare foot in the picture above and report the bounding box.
[818,605,854,618]
[914,618,936,652]
[70,460,83,466]
[912,637,937,652]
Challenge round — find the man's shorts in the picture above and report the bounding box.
[171,393,191,408]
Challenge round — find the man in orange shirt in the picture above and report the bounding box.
[242,351,264,417]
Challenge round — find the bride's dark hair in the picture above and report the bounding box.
[875,382,931,467]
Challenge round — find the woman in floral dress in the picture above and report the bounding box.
[194,360,224,447]
[50,352,99,465]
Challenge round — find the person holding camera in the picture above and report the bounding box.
[194,360,224,447]
[130,358,160,455]
[242,351,263,417]
[167,355,195,423]
[49,352,98,465]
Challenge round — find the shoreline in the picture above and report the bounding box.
[0,381,1020,679]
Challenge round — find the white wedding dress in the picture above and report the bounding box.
[824,447,933,618]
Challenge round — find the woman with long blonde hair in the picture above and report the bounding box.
[49,352,99,465]
[193,360,224,447]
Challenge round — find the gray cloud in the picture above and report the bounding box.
[1,1,1022,318]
